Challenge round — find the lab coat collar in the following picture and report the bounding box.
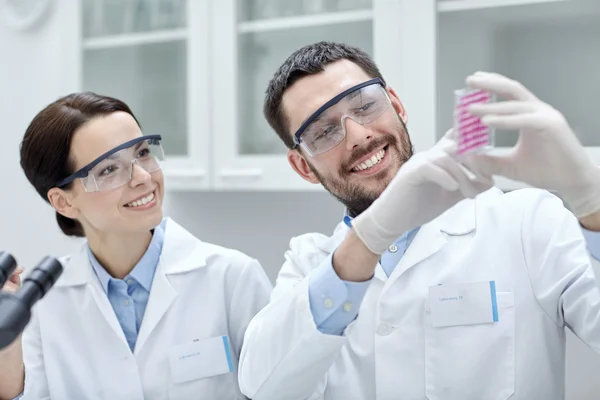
[157,217,208,273]
[87,218,166,294]
[381,197,477,289]
[55,217,208,288]
[53,245,130,348]
[317,197,478,282]
[54,245,95,288]
[136,217,211,354]
[52,218,209,354]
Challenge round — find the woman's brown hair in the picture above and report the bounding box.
[19,92,140,237]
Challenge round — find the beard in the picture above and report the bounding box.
[308,116,413,217]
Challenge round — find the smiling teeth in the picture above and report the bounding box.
[126,192,155,207]
[353,149,385,172]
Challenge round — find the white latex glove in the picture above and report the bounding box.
[352,132,494,255]
[463,71,600,218]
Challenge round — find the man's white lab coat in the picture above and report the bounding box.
[239,188,600,400]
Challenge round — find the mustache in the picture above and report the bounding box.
[342,133,398,172]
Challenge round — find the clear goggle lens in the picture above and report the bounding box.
[80,137,164,192]
[295,80,393,156]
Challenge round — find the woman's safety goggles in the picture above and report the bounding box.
[292,78,393,157]
[56,135,165,192]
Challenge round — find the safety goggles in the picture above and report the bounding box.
[292,78,393,157]
[56,135,164,192]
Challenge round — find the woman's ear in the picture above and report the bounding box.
[47,188,79,219]
[386,86,408,125]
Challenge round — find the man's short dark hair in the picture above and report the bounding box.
[263,41,385,149]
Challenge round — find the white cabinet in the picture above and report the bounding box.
[212,0,381,190]
[78,0,600,191]
[80,0,211,190]
[398,0,600,190]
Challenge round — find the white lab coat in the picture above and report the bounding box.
[21,217,272,400]
[239,188,600,400]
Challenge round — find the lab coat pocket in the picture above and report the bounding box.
[424,292,515,400]
[168,335,234,384]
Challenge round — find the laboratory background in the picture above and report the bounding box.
[1,0,600,398]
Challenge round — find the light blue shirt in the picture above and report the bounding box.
[308,216,600,336]
[88,219,166,351]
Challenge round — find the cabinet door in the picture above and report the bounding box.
[80,0,210,190]
[212,0,375,190]
[401,0,600,190]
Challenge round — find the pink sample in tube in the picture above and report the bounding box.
[453,88,495,155]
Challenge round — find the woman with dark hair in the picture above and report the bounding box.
[7,92,272,399]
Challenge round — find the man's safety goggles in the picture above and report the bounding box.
[292,78,394,157]
[56,135,165,193]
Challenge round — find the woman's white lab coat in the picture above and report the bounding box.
[21,218,272,400]
[238,188,600,400]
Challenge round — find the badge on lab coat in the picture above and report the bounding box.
[168,335,234,383]
[428,281,499,328]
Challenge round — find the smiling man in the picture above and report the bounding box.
[280,62,414,218]
[238,42,600,400]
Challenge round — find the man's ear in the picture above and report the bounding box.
[287,149,320,184]
[386,86,408,125]
[47,188,79,219]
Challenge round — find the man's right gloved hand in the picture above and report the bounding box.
[352,132,494,255]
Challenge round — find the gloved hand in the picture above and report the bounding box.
[463,71,600,218]
[352,132,494,255]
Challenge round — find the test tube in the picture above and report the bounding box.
[453,88,495,155]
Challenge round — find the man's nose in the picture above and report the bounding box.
[344,117,373,150]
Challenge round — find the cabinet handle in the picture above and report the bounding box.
[219,169,263,178]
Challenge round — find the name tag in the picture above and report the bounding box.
[169,336,234,383]
[428,281,498,328]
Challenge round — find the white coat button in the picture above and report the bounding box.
[377,321,393,336]
[127,279,133,285]
[389,244,398,253]
[343,302,352,312]
[323,298,334,308]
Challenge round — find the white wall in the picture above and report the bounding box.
[163,191,342,278]
[0,2,85,268]
[1,2,599,399]
[0,2,344,278]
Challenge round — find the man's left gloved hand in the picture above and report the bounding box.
[462,71,600,218]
